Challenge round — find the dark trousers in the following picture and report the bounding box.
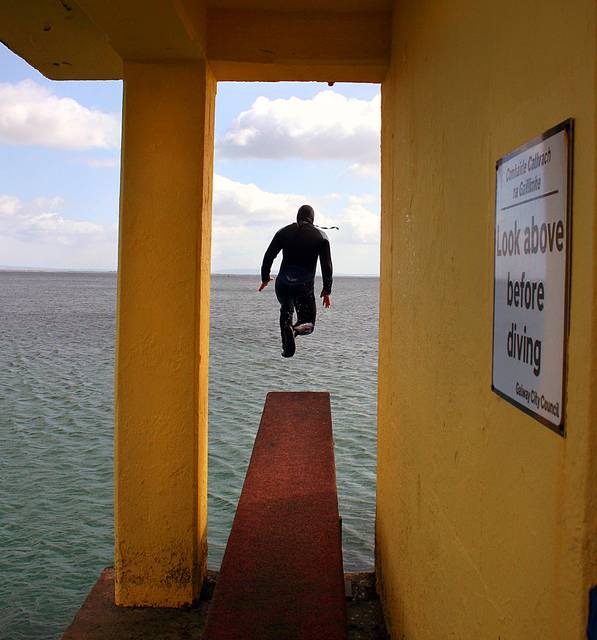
[275,279,316,342]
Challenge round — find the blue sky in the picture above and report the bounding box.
[0,45,380,274]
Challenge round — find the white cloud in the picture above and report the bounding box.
[0,80,120,149]
[85,158,118,169]
[342,197,380,244]
[347,162,379,178]
[211,175,303,271]
[211,175,380,274]
[213,177,379,244]
[213,174,304,228]
[31,196,66,211]
[212,175,349,235]
[0,178,379,273]
[0,195,117,269]
[217,90,380,166]
[0,195,21,216]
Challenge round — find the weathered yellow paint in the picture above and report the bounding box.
[76,0,207,61]
[115,60,215,606]
[209,0,392,9]
[0,0,122,80]
[377,0,597,637]
[207,9,390,82]
[0,1,391,82]
[2,0,596,630]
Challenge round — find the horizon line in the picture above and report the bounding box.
[0,266,380,277]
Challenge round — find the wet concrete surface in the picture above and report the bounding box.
[62,569,389,639]
[345,572,390,640]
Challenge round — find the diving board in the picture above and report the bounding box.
[203,391,347,640]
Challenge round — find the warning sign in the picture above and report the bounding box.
[492,120,573,434]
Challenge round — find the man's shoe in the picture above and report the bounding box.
[281,324,295,358]
[293,322,314,336]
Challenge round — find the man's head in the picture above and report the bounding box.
[296,204,314,226]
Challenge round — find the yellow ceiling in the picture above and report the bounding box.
[0,0,123,79]
[0,0,391,81]
[207,0,393,10]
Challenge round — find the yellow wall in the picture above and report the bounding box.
[115,60,215,606]
[377,1,597,637]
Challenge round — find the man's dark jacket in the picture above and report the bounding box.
[261,222,333,295]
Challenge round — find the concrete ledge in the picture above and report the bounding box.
[62,569,388,639]
[207,9,390,82]
[61,568,213,640]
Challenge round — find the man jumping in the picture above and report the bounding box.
[259,204,333,358]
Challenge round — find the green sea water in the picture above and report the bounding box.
[0,271,378,640]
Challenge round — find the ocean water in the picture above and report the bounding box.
[0,271,378,640]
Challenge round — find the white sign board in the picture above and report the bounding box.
[492,120,572,434]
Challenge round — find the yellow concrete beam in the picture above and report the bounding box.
[0,1,390,81]
[115,60,215,606]
[76,0,207,61]
[207,9,391,82]
[0,0,208,80]
[0,0,122,80]
[209,0,393,10]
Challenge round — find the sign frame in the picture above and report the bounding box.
[491,118,574,436]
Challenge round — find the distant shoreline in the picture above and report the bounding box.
[0,269,379,277]
[0,267,117,274]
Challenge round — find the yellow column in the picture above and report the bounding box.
[115,60,215,606]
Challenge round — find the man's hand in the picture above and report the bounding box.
[321,293,331,308]
[258,278,272,291]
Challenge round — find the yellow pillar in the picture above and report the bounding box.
[115,60,215,606]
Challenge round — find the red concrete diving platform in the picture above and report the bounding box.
[203,391,347,640]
